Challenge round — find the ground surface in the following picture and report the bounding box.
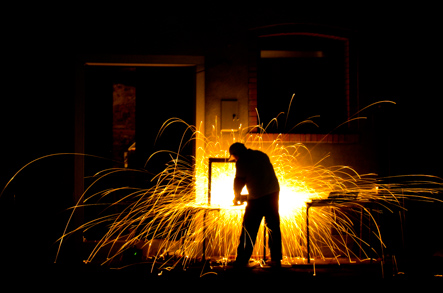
[6,257,442,291]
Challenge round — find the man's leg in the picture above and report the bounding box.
[235,200,262,265]
[264,192,282,262]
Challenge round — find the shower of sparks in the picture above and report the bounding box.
[50,110,442,272]
[2,101,441,273]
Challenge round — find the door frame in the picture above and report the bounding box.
[74,54,205,212]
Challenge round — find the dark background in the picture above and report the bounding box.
[1,4,441,275]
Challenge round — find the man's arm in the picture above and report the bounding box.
[233,177,246,205]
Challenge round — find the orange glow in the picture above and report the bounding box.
[52,113,442,270]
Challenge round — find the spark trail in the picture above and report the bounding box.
[54,114,442,271]
[2,102,441,272]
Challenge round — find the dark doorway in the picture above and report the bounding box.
[83,65,196,239]
[84,65,196,174]
[135,67,196,174]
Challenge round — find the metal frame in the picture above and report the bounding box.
[306,198,375,263]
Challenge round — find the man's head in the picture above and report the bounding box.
[229,142,247,161]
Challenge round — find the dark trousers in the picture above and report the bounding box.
[236,191,282,264]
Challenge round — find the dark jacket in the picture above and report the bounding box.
[234,149,280,200]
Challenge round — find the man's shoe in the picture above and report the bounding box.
[266,260,281,269]
[232,260,258,270]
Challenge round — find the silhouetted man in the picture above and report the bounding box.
[229,142,282,268]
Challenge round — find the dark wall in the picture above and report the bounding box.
[1,5,441,270]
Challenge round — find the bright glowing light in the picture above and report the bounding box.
[208,161,237,207]
[41,106,442,270]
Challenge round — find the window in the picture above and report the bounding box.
[253,33,352,135]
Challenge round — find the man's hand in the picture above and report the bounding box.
[233,194,247,206]
[233,194,241,206]
[233,177,246,206]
